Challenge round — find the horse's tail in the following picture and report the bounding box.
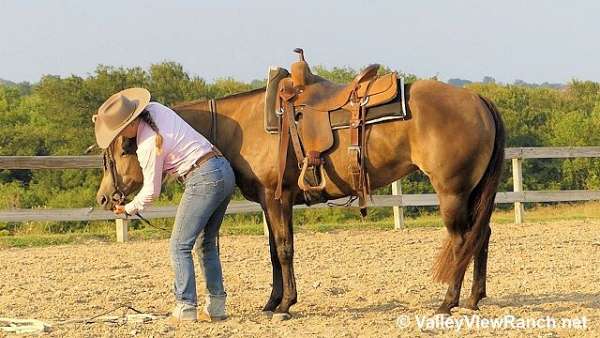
[433,95,505,283]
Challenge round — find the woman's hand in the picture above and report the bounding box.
[113,205,126,215]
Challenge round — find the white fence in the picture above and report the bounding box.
[1,147,599,241]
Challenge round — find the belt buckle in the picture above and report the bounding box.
[181,162,198,182]
[181,150,219,183]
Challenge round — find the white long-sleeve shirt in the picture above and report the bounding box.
[124,102,213,215]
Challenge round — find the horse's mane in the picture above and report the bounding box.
[172,87,265,110]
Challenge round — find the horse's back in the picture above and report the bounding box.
[409,80,489,120]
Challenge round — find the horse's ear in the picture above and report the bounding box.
[122,137,138,155]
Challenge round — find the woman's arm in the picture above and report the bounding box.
[124,136,164,215]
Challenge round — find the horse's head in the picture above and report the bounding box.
[96,136,143,210]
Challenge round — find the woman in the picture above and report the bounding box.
[93,88,235,322]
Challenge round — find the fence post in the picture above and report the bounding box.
[391,180,404,229]
[262,211,269,237]
[512,158,525,224]
[115,218,129,242]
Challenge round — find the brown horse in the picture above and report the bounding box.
[96,79,505,318]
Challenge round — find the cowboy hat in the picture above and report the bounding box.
[93,88,151,148]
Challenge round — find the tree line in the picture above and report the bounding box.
[0,62,598,218]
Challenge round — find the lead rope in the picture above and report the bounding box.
[1,303,168,334]
[131,212,168,232]
[54,303,164,325]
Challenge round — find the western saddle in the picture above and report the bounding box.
[275,48,399,212]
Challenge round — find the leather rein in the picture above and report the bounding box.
[103,145,126,206]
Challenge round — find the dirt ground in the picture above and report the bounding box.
[1,219,599,337]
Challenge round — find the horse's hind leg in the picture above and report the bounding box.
[434,193,471,315]
[466,224,491,310]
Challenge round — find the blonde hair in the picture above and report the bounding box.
[139,110,163,155]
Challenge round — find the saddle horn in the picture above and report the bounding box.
[293,48,305,61]
[291,48,311,86]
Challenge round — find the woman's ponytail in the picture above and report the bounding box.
[139,110,163,155]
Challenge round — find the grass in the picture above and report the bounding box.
[1,201,599,249]
[0,233,112,247]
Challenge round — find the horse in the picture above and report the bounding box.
[95,79,505,319]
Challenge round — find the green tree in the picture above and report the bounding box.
[147,62,207,105]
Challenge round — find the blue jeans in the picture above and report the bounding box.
[170,156,235,306]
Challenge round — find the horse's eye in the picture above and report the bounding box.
[122,137,137,155]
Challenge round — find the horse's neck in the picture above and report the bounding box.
[212,90,264,149]
[175,90,265,158]
[214,89,264,119]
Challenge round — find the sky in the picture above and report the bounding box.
[1,0,599,84]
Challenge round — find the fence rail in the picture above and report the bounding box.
[504,146,600,159]
[1,147,599,241]
[2,146,599,170]
[1,191,599,222]
[0,156,101,169]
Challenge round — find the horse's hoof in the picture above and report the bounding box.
[465,294,486,311]
[464,303,480,311]
[434,307,452,316]
[272,312,292,321]
[262,310,273,318]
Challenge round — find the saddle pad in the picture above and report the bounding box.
[265,77,408,133]
[264,66,290,132]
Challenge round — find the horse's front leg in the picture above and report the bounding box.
[261,189,297,319]
[261,198,283,312]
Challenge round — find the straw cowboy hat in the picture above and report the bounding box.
[93,88,151,148]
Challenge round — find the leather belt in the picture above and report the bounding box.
[180,148,223,181]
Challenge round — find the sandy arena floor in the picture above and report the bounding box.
[1,220,599,337]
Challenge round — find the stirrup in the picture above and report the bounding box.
[297,158,327,192]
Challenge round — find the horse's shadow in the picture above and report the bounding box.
[491,292,600,310]
[288,299,409,319]
[345,299,409,314]
[422,292,600,312]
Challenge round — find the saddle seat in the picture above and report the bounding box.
[283,48,397,112]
